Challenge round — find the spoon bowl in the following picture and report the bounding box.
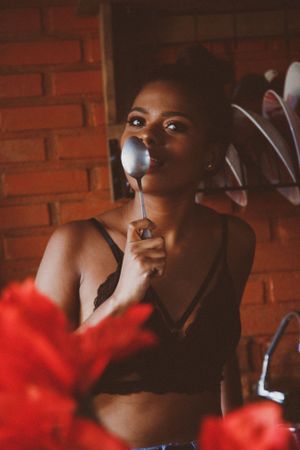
[121,136,151,178]
[121,136,152,238]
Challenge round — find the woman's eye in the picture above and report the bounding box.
[127,116,145,127]
[165,121,187,132]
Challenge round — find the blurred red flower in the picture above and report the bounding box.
[0,279,157,450]
[199,401,295,450]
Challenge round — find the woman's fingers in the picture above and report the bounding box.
[147,258,166,278]
[112,218,166,308]
[129,237,165,254]
[127,218,156,242]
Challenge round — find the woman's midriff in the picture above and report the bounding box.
[93,390,222,447]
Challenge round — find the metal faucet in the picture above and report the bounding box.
[257,311,300,402]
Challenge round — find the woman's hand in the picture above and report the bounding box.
[111,218,166,313]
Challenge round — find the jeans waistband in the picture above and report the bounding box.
[132,439,198,450]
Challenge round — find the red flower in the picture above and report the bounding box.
[199,401,295,450]
[0,279,157,450]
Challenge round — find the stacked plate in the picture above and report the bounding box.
[232,103,300,205]
[212,143,248,207]
[197,61,300,207]
[284,61,300,112]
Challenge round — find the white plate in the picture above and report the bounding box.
[284,61,300,109]
[232,103,300,205]
[263,89,300,169]
[212,144,248,207]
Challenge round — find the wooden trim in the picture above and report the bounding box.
[99,2,117,125]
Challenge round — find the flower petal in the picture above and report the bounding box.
[67,418,129,450]
[199,402,294,450]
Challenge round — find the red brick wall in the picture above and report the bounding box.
[0,2,117,286]
[0,2,299,400]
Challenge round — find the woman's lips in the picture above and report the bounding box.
[149,157,164,169]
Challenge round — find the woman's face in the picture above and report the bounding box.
[120,80,212,195]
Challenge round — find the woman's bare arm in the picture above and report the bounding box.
[36,218,166,331]
[35,222,83,329]
[35,221,129,330]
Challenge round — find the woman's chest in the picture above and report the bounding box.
[149,244,223,325]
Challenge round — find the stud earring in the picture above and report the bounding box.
[205,162,215,172]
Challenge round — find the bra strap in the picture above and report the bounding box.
[89,218,123,263]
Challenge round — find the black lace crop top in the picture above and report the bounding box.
[90,215,241,395]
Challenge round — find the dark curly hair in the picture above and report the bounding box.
[134,44,233,169]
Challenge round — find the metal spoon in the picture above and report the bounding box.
[121,136,152,238]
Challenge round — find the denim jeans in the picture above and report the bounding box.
[132,440,198,450]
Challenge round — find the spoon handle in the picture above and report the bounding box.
[137,178,152,239]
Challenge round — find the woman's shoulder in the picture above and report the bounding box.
[195,204,256,249]
[47,219,93,251]
[196,206,256,303]
[224,213,256,248]
[50,204,126,245]
[44,205,127,269]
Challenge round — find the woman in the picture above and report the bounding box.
[36,45,256,449]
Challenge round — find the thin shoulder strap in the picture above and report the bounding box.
[152,213,229,331]
[89,218,123,263]
[175,214,228,328]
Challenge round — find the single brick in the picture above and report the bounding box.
[241,302,300,336]
[4,170,88,196]
[287,9,300,34]
[276,216,300,241]
[156,15,195,44]
[0,40,81,66]
[0,204,49,230]
[0,270,35,288]
[0,8,41,33]
[0,73,42,98]
[253,241,300,273]
[59,195,114,223]
[234,38,268,53]
[57,130,107,159]
[4,234,49,260]
[269,271,300,302]
[0,137,45,163]
[52,70,102,95]
[47,6,98,32]
[197,14,234,40]
[0,104,83,131]
[236,11,284,37]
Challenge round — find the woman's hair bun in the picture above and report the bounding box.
[176,43,233,87]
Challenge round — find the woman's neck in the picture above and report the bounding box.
[123,190,203,246]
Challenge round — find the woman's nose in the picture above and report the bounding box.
[140,123,163,148]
